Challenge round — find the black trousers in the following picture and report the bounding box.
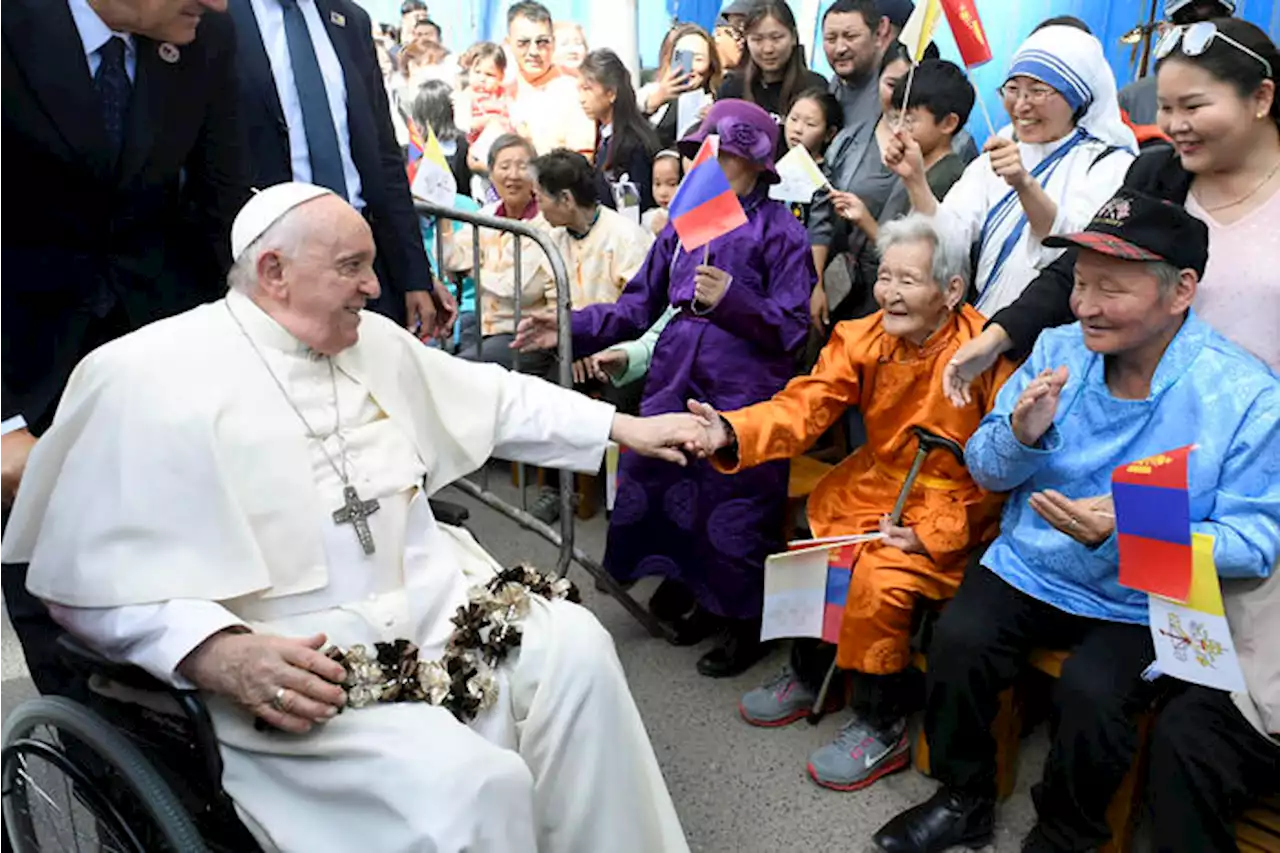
[790,639,923,729]
[925,566,1158,851]
[1146,684,1280,853]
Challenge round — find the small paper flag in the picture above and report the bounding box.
[1113,445,1195,601]
[939,0,993,68]
[667,152,747,251]
[768,145,829,203]
[900,0,943,62]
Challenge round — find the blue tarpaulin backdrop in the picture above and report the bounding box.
[359,0,1279,145]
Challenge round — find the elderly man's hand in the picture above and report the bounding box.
[512,309,558,352]
[879,515,928,555]
[1030,491,1115,546]
[179,630,348,734]
[610,412,708,466]
[1,427,37,510]
[1011,366,1069,447]
[573,349,629,385]
[405,291,439,341]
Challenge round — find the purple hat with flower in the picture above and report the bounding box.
[677,99,780,185]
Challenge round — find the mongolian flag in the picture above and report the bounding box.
[666,138,746,252]
[820,543,858,643]
[1112,445,1195,601]
[939,0,993,68]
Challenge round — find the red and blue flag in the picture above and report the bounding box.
[1113,444,1195,601]
[820,544,858,643]
[667,136,746,252]
[406,120,426,183]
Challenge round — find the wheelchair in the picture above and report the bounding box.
[2,500,472,853]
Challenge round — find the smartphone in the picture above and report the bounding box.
[672,48,695,80]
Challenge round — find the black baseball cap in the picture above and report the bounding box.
[1043,190,1209,277]
[878,0,916,28]
[721,0,764,17]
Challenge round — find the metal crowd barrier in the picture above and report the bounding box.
[414,199,674,641]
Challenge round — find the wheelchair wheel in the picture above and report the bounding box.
[2,697,209,853]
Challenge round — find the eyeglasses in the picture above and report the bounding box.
[1155,22,1274,79]
[998,83,1059,104]
[513,37,554,52]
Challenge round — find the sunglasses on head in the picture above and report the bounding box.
[1155,22,1274,79]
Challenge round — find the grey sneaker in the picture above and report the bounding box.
[807,714,909,791]
[529,487,561,525]
[739,668,816,727]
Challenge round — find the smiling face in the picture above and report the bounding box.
[746,13,796,77]
[508,15,555,81]
[255,197,381,356]
[1001,75,1076,144]
[1156,59,1275,175]
[1069,250,1194,355]
[874,240,957,344]
[822,10,880,82]
[673,33,712,90]
[98,0,225,44]
[491,144,534,211]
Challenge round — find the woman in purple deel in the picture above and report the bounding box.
[524,100,815,677]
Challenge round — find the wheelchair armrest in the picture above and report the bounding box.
[429,498,469,527]
[56,633,187,695]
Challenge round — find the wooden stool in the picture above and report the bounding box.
[911,648,1147,853]
[1238,795,1280,852]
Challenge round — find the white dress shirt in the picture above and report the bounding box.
[248,0,364,209]
[68,0,136,82]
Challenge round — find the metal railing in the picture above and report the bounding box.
[415,199,674,641]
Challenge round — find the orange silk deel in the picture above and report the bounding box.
[716,306,1016,673]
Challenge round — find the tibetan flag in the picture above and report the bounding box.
[939,0,992,68]
[406,119,427,183]
[1113,445,1195,601]
[900,0,942,62]
[666,148,746,251]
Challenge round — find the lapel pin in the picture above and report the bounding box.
[158,42,180,63]
[330,11,346,26]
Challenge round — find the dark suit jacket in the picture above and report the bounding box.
[2,0,248,434]
[227,0,432,325]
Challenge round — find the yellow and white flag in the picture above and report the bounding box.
[768,145,829,203]
[899,0,943,62]
[411,124,457,207]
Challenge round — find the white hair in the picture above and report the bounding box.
[875,213,970,294]
[1147,260,1182,294]
[226,206,310,294]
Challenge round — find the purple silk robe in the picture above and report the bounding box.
[572,189,815,619]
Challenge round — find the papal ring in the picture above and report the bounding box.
[272,687,287,712]
[1067,516,1080,530]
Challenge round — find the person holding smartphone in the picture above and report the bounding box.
[641,24,724,148]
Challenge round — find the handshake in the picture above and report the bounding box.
[609,400,733,467]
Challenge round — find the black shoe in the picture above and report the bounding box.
[668,606,719,646]
[873,787,994,853]
[648,579,696,623]
[696,621,768,678]
[529,487,561,525]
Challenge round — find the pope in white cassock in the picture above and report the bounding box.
[1,183,702,853]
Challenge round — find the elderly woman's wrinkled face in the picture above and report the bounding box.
[1001,75,1076,144]
[1069,251,1192,355]
[874,239,952,345]
[263,196,380,356]
[491,145,534,210]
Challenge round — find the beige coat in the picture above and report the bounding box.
[1225,564,1279,741]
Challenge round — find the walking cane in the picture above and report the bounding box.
[806,426,966,724]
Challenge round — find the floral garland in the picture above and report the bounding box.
[323,566,579,722]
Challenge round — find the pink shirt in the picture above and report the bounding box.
[1186,185,1280,372]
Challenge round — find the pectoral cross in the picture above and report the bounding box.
[333,484,380,555]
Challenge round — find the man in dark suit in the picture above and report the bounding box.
[227,0,456,334]
[2,0,248,695]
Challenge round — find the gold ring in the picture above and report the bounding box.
[272,687,287,712]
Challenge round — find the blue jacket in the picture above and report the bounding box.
[967,313,1280,624]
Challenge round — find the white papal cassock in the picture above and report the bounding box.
[2,289,690,853]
